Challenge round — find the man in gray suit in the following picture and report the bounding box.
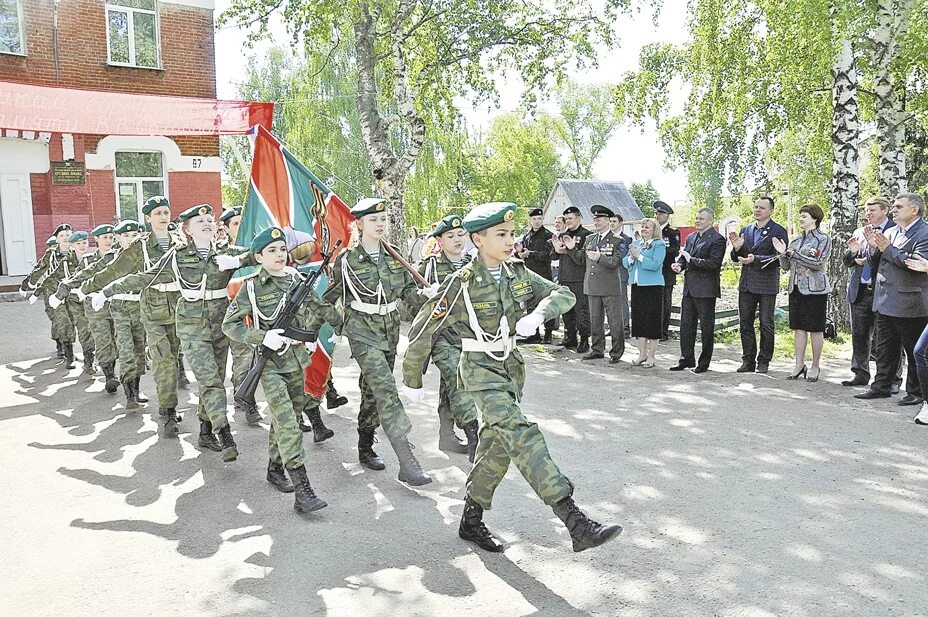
[856,193,928,405]
[610,213,632,336]
[575,205,627,364]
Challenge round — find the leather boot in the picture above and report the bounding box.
[520,333,542,344]
[217,424,238,462]
[62,342,75,369]
[298,412,313,433]
[306,405,334,443]
[102,362,120,394]
[266,460,294,493]
[388,435,432,486]
[123,380,140,410]
[560,336,578,349]
[55,339,64,359]
[177,357,190,389]
[438,406,468,454]
[463,420,479,463]
[542,330,553,344]
[159,407,179,438]
[458,497,504,552]
[325,387,348,410]
[286,465,327,513]
[198,419,221,452]
[357,427,386,470]
[82,350,95,375]
[134,377,149,404]
[552,497,622,552]
[576,336,590,354]
[235,398,262,427]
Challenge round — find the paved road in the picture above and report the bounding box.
[1,299,926,616]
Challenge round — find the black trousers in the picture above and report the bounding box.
[679,295,716,368]
[738,290,776,366]
[562,280,590,340]
[871,313,927,396]
[661,284,674,337]
[849,291,904,383]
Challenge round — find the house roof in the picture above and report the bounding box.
[542,179,646,223]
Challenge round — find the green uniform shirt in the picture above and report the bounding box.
[54,250,119,301]
[26,247,64,290]
[414,251,473,345]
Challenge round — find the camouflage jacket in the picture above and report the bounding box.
[25,247,64,290]
[37,250,93,294]
[54,250,119,301]
[413,251,473,345]
[403,257,575,396]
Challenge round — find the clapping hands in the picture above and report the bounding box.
[771,237,787,255]
[728,231,744,250]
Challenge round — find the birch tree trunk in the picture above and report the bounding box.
[828,38,860,329]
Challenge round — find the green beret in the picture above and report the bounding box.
[52,223,72,236]
[91,224,115,236]
[432,214,465,237]
[68,231,88,242]
[251,226,286,255]
[143,195,170,215]
[46,236,57,246]
[219,207,242,223]
[113,220,141,234]
[350,198,386,220]
[178,204,213,221]
[462,202,518,233]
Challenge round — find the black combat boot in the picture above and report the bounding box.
[520,333,542,344]
[388,435,432,486]
[357,427,386,470]
[159,407,179,438]
[576,336,590,354]
[235,398,262,427]
[560,335,578,349]
[266,460,294,493]
[176,357,190,389]
[55,339,64,359]
[198,419,221,452]
[298,412,313,432]
[82,350,95,375]
[305,405,334,443]
[542,329,553,344]
[325,386,348,409]
[134,377,149,404]
[102,362,120,394]
[285,465,327,513]
[463,420,479,463]
[438,406,468,454]
[552,496,622,552]
[458,497,504,552]
[62,342,75,369]
[217,424,238,462]
[123,380,140,410]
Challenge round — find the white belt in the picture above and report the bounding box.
[350,299,398,315]
[112,293,140,301]
[152,282,180,292]
[69,289,82,297]
[180,288,229,302]
[461,336,517,353]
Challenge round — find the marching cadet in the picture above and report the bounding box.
[42,229,95,370]
[414,213,479,460]
[314,198,432,486]
[403,201,621,553]
[21,224,73,359]
[80,225,120,391]
[91,205,248,460]
[223,226,334,513]
[82,197,181,432]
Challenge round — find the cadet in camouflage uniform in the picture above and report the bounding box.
[403,201,621,553]
[224,227,334,513]
[22,224,73,359]
[313,198,431,486]
[94,205,249,460]
[79,225,120,390]
[47,231,97,374]
[82,197,179,423]
[413,214,479,460]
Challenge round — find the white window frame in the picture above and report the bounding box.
[104,1,161,69]
[114,150,167,221]
[0,0,27,56]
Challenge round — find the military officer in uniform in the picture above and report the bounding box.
[654,201,681,341]
[609,214,633,336]
[516,207,554,343]
[552,206,592,352]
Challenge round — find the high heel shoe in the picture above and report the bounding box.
[806,367,820,382]
[632,357,647,366]
[787,365,807,380]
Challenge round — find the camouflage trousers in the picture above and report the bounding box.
[85,300,116,366]
[142,318,180,408]
[465,388,573,510]
[51,302,75,344]
[350,340,412,439]
[67,296,94,354]
[177,300,230,432]
[43,294,56,340]
[263,370,307,469]
[431,338,478,427]
[229,338,253,393]
[110,299,146,381]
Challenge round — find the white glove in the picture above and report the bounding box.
[304,341,317,354]
[515,311,546,337]
[28,294,38,305]
[90,292,107,312]
[74,289,86,302]
[18,288,27,298]
[215,254,242,271]
[48,295,63,310]
[401,384,425,402]
[262,328,287,351]
[417,283,440,299]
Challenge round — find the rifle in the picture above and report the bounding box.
[234,240,342,406]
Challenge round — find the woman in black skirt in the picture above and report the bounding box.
[773,203,832,382]
[623,218,667,367]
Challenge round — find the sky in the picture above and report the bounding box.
[213,1,691,203]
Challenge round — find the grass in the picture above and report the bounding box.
[715,321,849,361]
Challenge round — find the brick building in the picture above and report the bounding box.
[0,0,221,276]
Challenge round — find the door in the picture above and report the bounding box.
[0,174,37,276]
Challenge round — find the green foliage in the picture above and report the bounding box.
[545,81,617,178]
[628,180,661,218]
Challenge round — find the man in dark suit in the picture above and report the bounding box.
[609,214,632,336]
[729,196,789,373]
[655,201,681,340]
[553,205,593,352]
[670,208,726,373]
[855,193,928,405]
[518,207,554,343]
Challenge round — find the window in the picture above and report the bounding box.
[116,152,165,221]
[106,0,160,68]
[0,0,25,55]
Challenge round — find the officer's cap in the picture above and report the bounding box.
[528,208,544,217]
[178,204,213,222]
[91,224,115,237]
[220,206,242,223]
[53,223,72,236]
[432,214,464,237]
[142,195,170,216]
[462,202,518,234]
[46,236,57,246]
[113,220,142,234]
[350,198,387,220]
[68,231,89,243]
[653,200,673,214]
[590,204,614,218]
[252,226,286,255]
[562,206,581,216]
